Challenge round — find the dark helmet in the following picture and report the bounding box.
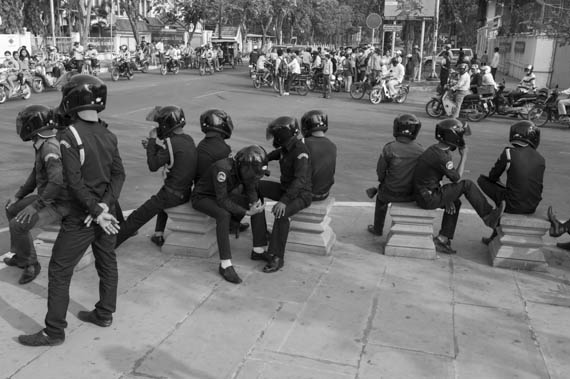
[301,110,328,137]
[524,64,533,74]
[200,109,234,139]
[509,120,540,149]
[146,105,186,139]
[393,114,421,139]
[435,118,471,149]
[266,116,299,148]
[16,104,55,142]
[390,57,398,65]
[234,145,269,181]
[59,74,107,116]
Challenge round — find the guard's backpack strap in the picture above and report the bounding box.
[68,125,85,166]
[505,147,511,172]
[165,137,174,170]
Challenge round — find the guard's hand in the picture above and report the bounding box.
[141,138,149,149]
[96,212,120,235]
[246,200,265,216]
[459,146,468,156]
[272,202,287,218]
[444,202,456,215]
[149,128,157,139]
[15,205,37,224]
[5,196,19,209]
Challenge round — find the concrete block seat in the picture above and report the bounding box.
[488,214,550,272]
[35,224,94,271]
[384,202,438,259]
[163,202,218,258]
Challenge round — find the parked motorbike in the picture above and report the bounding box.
[161,57,180,75]
[271,73,309,96]
[425,86,487,122]
[0,70,32,104]
[110,57,133,81]
[331,71,346,93]
[130,56,150,73]
[527,87,570,127]
[369,76,409,104]
[199,58,215,76]
[494,80,538,118]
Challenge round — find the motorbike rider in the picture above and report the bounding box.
[201,44,215,71]
[70,41,84,71]
[480,65,498,93]
[469,64,482,94]
[85,44,99,72]
[215,45,223,71]
[439,44,453,94]
[2,50,20,94]
[555,87,570,121]
[118,44,132,76]
[250,46,260,69]
[286,51,301,93]
[164,44,180,69]
[508,64,536,105]
[449,63,471,118]
[386,57,405,98]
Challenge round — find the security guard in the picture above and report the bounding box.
[300,110,337,201]
[413,118,505,255]
[192,146,267,283]
[4,105,69,284]
[250,117,312,273]
[367,114,424,236]
[477,121,545,244]
[19,74,125,346]
[115,106,197,248]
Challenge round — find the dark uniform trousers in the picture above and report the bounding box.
[416,179,493,239]
[6,195,67,267]
[46,214,117,339]
[115,186,187,248]
[477,175,506,209]
[251,181,312,259]
[373,190,414,235]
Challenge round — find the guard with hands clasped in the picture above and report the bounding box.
[367,114,424,236]
[4,105,69,285]
[192,146,268,283]
[413,118,505,255]
[18,74,125,347]
[115,106,197,248]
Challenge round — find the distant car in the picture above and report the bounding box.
[423,48,473,67]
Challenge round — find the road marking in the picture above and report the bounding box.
[559,152,570,155]
[193,91,226,99]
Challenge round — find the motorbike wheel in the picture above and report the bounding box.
[296,83,309,96]
[111,68,120,81]
[518,102,534,119]
[425,99,444,118]
[307,78,315,91]
[21,84,32,100]
[160,65,167,76]
[394,88,408,104]
[485,99,496,116]
[253,78,261,89]
[527,106,549,127]
[142,63,149,73]
[496,97,509,115]
[369,88,382,105]
[32,79,44,93]
[127,72,133,80]
[0,87,7,104]
[200,68,205,76]
[465,103,486,122]
[273,80,280,93]
[173,66,179,75]
[350,83,365,100]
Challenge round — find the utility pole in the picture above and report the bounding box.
[428,0,440,80]
[218,0,223,39]
[50,0,56,45]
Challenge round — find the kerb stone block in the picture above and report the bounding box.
[35,224,94,271]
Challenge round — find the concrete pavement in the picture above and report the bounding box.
[1,203,569,379]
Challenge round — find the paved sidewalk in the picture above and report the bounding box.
[1,204,569,379]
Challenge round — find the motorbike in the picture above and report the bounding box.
[494,80,538,118]
[425,86,487,122]
[349,75,381,100]
[199,57,215,76]
[81,58,100,76]
[271,73,309,96]
[369,76,410,104]
[331,71,346,93]
[31,62,60,93]
[161,57,180,75]
[527,87,570,127]
[110,57,134,81]
[130,56,150,73]
[0,70,32,103]
[252,67,275,89]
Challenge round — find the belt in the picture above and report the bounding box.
[163,186,187,200]
[312,192,329,201]
[381,187,413,198]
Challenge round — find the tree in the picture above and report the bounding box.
[22,0,51,36]
[120,0,145,45]
[65,0,93,44]
[0,0,24,34]
[153,0,213,46]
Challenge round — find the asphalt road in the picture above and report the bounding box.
[1,65,569,233]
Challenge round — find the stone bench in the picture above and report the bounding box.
[384,202,438,259]
[488,214,549,271]
[35,225,94,271]
[163,202,218,258]
[267,197,336,256]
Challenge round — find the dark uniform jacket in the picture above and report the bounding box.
[195,134,231,183]
[377,138,424,202]
[487,145,545,214]
[304,136,336,199]
[16,136,69,209]
[192,158,258,218]
[414,144,460,195]
[267,138,312,205]
[147,133,197,197]
[59,120,125,218]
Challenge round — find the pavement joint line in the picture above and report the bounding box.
[258,348,358,370]
[365,340,456,360]
[449,257,459,362]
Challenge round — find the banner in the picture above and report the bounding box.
[384,0,436,19]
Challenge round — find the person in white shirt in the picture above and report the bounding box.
[85,44,99,69]
[490,47,500,79]
[70,42,84,70]
[155,39,164,65]
[450,63,471,118]
[256,52,267,71]
[322,54,334,99]
[557,87,570,120]
[387,57,405,97]
[285,51,301,93]
[480,65,498,92]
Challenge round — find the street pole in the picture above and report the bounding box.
[110,0,114,52]
[49,0,56,46]
[428,0,440,80]
[418,18,425,81]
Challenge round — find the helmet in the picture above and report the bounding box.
[524,64,533,74]
[47,45,56,52]
[234,145,269,181]
[390,57,398,65]
[59,74,107,116]
[146,105,186,140]
[16,104,55,142]
[435,118,471,149]
[393,114,421,140]
[509,120,540,149]
[120,44,127,51]
[266,116,299,148]
[200,109,234,139]
[301,110,328,137]
[470,64,479,71]
[481,65,491,73]
[457,63,468,73]
[88,44,94,49]
[445,44,451,49]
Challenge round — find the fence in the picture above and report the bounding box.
[30,36,115,54]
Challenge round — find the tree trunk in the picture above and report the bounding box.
[188,22,198,47]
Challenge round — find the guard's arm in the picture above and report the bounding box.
[280,150,310,205]
[146,138,170,172]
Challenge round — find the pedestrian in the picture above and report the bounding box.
[367,114,424,236]
[300,110,336,201]
[413,118,505,255]
[411,45,421,81]
[192,146,267,283]
[481,50,488,66]
[18,75,125,346]
[4,105,68,285]
[490,47,500,79]
[155,39,164,66]
[115,105,197,248]
[322,54,333,99]
[439,45,452,94]
[286,51,301,94]
[275,49,288,96]
[477,121,544,244]
[456,47,466,67]
[250,117,312,273]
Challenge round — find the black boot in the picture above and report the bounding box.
[548,206,568,237]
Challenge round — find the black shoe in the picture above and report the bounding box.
[263,256,284,273]
[250,250,273,263]
[218,265,242,284]
[18,330,64,346]
[433,237,457,255]
[367,225,382,236]
[548,206,568,237]
[3,256,25,268]
[481,236,494,245]
[150,235,165,247]
[483,201,505,229]
[556,241,570,251]
[19,263,41,284]
[77,310,113,327]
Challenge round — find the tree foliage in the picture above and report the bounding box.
[0,0,24,34]
[152,0,214,43]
